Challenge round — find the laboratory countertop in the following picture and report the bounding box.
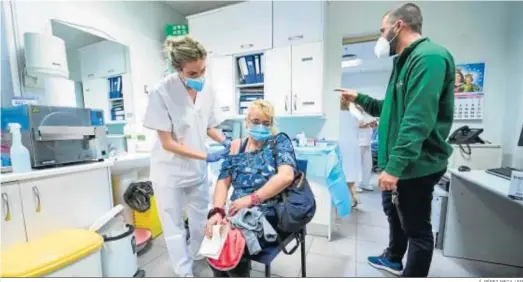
[0,153,153,183]
[448,169,523,207]
[0,160,114,184]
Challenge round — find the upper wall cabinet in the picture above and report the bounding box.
[78,40,127,81]
[273,1,325,48]
[188,1,272,56]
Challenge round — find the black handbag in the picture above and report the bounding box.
[271,133,316,233]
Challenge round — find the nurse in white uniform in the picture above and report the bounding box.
[143,35,230,277]
[338,96,361,207]
[355,106,377,191]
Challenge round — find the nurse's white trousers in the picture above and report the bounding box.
[359,145,373,189]
[152,179,209,276]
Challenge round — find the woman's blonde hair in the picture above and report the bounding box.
[246,100,278,135]
[164,35,207,70]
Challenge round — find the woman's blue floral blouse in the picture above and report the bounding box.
[218,134,297,207]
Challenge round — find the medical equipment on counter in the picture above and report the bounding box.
[7,123,31,173]
[23,33,69,79]
[123,123,137,153]
[89,205,145,278]
[0,105,109,168]
[1,229,103,277]
[296,131,307,147]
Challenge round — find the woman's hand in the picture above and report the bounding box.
[205,213,225,238]
[228,196,252,216]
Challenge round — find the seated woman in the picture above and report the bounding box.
[205,100,297,277]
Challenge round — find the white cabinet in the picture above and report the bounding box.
[264,47,292,115]
[265,42,323,116]
[208,55,235,119]
[19,168,112,241]
[78,43,100,80]
[188,9,225,56]
[96,41,127,77]
[291,42,323,115]
[83,79,110,122]
[1,182,27,249]
[78,40,127,81]
[273,1,325,48]
[188,1,272,56]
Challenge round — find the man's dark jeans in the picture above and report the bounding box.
[381,170,445,277]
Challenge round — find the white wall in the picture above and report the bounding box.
[502,2,523,167]
[341,71,391,101]
[8,0,185,125]
[321,1,515,157]
[1,4,14,107]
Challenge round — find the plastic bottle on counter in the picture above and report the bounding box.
[296,130,307,147]
[8,123,31,173]
[124,123,137,154]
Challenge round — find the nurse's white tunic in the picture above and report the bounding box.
[338,108,362,183]
[143,73,220,277]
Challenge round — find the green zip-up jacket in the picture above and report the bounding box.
[355,38,455,180]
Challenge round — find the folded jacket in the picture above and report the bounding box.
[230,207,277,255]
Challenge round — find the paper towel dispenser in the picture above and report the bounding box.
[24,32,69,78]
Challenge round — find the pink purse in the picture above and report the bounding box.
[207,222,246,271]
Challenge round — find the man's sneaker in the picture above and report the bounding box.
[367,253,403,276]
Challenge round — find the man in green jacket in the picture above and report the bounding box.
[338,3,455,277]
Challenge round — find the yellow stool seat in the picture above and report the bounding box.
[1,229,103,277]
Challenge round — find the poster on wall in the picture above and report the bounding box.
[454,62,485,121]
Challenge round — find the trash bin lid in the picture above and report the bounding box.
[1,229,103,277]
[89,204,124,232]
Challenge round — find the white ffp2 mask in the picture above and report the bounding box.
[374,37,391,58]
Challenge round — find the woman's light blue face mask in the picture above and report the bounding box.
[247,124,272,142]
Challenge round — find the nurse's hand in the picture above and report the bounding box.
[221,138,231,149]
[228,196,252,216]
[206,147,230,163]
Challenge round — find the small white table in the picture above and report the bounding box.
[443,170,523,267]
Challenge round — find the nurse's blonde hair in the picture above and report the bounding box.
[164,35,207,70]
[246,100,278,135]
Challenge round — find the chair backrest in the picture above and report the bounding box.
[296,159,308,175]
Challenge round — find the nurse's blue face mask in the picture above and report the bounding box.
[183,76,205,92]
[247,119,272,142]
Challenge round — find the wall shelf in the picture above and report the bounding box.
[236,83,264,88]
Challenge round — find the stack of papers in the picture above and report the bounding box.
[198,225,229,260]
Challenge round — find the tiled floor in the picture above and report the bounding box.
[139,177,523,278]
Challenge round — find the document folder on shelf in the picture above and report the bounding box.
[254,55,262,83]
[238,57,249,84]
[245,55,256,84]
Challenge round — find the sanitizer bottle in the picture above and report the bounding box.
[8,123,31,173]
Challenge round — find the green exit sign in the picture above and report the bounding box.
[165,24,188,37]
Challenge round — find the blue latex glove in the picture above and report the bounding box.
[206,147,230,163]
[221,138,231,149]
